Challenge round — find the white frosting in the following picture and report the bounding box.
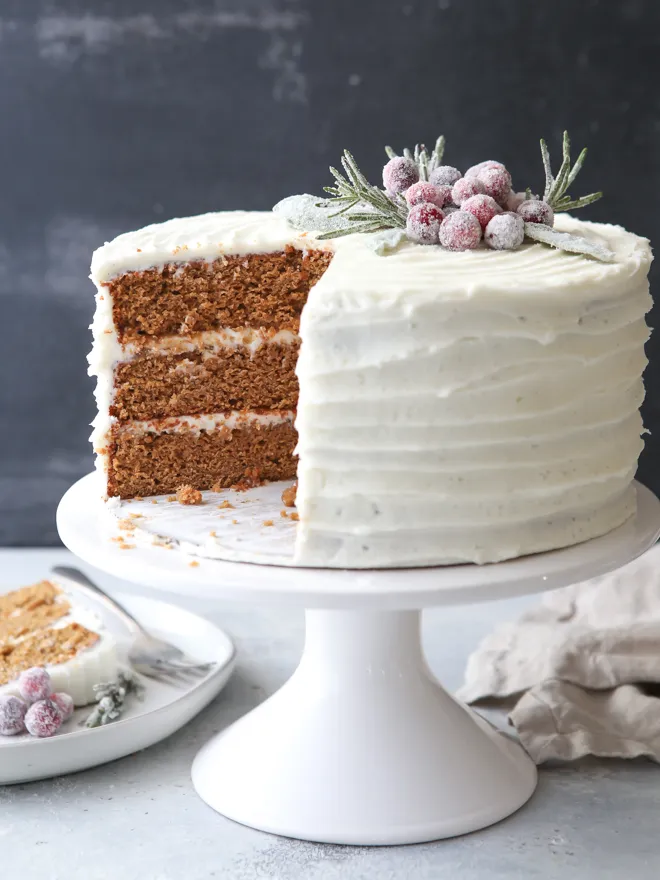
[0,588,119,707]
[115,410,294,437]
[89,210,652,567]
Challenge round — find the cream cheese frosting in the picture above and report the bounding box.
[89,210,652,567]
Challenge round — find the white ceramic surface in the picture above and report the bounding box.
[55,476,660,845]
[60,475,660,609]
[0,592,235,785]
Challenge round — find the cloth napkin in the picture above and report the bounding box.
[457,544,660,763]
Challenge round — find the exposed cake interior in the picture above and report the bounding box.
[0,581,98,686]
[102,246,332,498]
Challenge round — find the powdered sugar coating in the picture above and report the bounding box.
[382,157,419,193]
[465,160,504,179]
[24,699,63,738]
[0,694,27,735]
[460,194,502,230]
[484,211,525,250]
[451,177,485,205]
[406,203,445,245]
[477,166,512,204]
[439,210,482,250]
[517,199,555,227]
[405,182,451,209]
[429,165,462,187]
[51,692,75,722]
[18,667,52,704]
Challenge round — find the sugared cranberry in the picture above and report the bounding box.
[504,190,527,212]
[484,212,525,250]
[451,177,485,206]
[517,199,555,227]
[382,157,419,194]
[18,667,52,704]
[429,165,462,187]
[439,211,482,251]
[406,202,445,245]
[405,182,451,209]
[0,695,27,735]
[478,166,512,204]
[465,160,505,179]
[51,692,74,722]
[24,699,63,738]
[461,194,502,230]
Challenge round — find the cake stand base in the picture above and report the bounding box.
[57,477,660,845]
[192,609,535,844]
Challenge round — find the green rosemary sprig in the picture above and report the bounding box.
[539,131,602,212]
[315,149,408,240]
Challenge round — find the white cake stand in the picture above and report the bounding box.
[57,476,660,845]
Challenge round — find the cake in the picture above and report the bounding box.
[88,133,653,568]
[0,581,118,705]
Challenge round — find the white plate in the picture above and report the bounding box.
[0,592,235,784]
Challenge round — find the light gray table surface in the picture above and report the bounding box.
[1,547,659,880]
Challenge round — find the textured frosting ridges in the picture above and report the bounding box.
[293,215,652,566]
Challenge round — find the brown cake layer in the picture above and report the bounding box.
[107,419,297,498]
[111,340,300,421]
[109,247,332,342]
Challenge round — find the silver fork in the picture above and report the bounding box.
[51,566,216,686]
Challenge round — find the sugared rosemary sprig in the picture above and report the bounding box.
[385,135,446,181]
[315,149,408,240]
[83,671,144,728]
[540,131,602,212]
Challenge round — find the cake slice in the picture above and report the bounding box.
[0,580,119,706]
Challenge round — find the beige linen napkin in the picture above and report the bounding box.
[457,544,660,763]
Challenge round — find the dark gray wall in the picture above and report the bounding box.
[2,0,659,544]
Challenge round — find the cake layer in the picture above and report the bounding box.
[107,412,297,498]
[111,337,300,421]
[109,248,331,342]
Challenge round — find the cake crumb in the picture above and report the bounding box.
[232,519,238,525]
[189,560,200,568]
[217,499,235,509]
[263,520,274,527]
[176,485,203,505]
[282,483,297,508]
[128,513,143,519]
[117,518,136,532]
[151,499,159,505]
[290,512,299,521]
[280,509,288,518]
[167,495,177,502]
[119,542,135,550]
[209,530,217,537]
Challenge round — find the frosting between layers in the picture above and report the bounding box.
[89,210,652,566]
[114,410,295,437]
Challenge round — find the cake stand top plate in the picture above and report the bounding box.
[57,475,660,609]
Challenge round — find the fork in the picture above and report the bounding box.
[51,566,216,686]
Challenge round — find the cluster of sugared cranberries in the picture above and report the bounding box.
[0,667,75,738]
[387,153,555,251]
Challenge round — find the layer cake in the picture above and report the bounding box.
[89,211,652,567]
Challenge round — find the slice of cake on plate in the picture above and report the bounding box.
[88,132,653,568]
[0,580,118,706]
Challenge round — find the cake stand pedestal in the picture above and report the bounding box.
[57,477,660,845]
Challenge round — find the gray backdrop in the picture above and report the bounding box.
[2,0,658,544]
